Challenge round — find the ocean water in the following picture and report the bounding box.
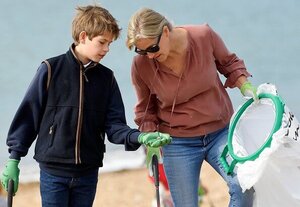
[0,0,299,182]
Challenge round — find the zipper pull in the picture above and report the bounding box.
[49,126,53,135]
[83,71,89,82]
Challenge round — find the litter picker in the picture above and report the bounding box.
[152,154,160,207]
[7,179,14,207]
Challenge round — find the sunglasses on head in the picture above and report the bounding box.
[135,33,162,55]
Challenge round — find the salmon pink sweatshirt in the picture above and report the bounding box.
[131,24,250,137]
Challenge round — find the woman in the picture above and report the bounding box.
[126,8,256,207]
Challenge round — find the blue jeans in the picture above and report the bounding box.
[162,126,254,207]
[40,169,98,207]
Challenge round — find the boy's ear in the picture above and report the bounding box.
[78,31,87,43]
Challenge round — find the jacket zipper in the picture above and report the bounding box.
[75,65,93,164]
[75,66,84,164]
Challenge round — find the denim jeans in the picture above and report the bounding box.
[162,126,254,207]
[40,169,98,207]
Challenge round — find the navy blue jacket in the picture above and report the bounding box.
[7,46,141,169]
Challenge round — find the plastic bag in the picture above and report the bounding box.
[235,83,300,206]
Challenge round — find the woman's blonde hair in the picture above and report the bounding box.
[72,5,121,45]
[126,8,173,50]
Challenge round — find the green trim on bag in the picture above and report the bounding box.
[220,93,285,174]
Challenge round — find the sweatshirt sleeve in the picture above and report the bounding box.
[105,75,141,151]
[131,58,159,132]
[7,63,49,160]
[208,25,251,88]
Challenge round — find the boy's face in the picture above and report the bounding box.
[78,31,114,64]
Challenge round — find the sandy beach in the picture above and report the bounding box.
[2,161,229,207]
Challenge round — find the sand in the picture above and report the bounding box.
[3,161,229,207]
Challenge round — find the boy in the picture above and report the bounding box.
[1,5,171,207]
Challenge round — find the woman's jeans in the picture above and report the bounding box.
[40,169,98,207]
[162,126,254,207]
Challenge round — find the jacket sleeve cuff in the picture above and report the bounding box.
[125,131,142,151]
[224,70,251,88]
[130,131,141,144]
[9,151,21,160]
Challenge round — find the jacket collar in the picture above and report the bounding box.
[67,44,98,69]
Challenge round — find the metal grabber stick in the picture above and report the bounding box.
[152,154,160,207]
[7,179,14,207]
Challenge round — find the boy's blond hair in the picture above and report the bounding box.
[72,5,121,45]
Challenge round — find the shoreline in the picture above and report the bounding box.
[6,162,229,207]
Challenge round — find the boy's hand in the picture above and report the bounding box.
[138,132,172,147]
[1,159,20,195]
[240,81,258,102]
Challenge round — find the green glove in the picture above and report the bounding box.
[1,159,20,195]
[145,147,161,176]
[138,132,172,148]
[240,81,258,102]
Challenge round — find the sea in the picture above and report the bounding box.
[0,0,299,182]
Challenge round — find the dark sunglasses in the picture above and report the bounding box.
[135,33,162,55]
